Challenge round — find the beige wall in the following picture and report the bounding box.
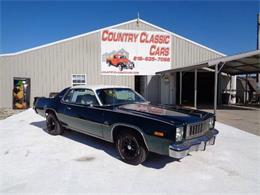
[0,20,223,108]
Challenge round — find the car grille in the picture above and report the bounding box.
[186,120,209,139]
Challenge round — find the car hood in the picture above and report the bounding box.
[117,103,210,125]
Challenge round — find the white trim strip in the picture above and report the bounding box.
[0,18,226,57]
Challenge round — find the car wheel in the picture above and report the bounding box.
[46,113,64,135]
[119,64,123,71]
[116,131,148,165]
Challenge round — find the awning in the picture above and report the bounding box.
[208,50,260,75]
[156,50,260,75]
[155,50,260,116]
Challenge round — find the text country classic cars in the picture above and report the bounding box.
[101,30,170,56]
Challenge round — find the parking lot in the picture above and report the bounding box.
[204,105,260,136]
[0,109,260,194]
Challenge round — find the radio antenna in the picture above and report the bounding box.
[137,12,140,26]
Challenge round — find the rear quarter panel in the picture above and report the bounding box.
[34,97,59,117]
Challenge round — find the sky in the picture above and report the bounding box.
[0,0,259,55]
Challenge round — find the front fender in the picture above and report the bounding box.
[109,123,173,155]
[110,123,150,150]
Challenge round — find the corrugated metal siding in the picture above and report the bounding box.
[0,20,223,108]
[172,36,222,68]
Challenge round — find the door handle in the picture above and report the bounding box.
[67,106,72,110]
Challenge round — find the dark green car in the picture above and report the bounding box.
[34,85,218,165]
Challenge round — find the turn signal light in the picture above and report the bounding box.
[154,131,164,137]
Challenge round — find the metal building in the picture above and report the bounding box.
[0,18,224,108]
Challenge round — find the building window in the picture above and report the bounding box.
[71,74,86,86]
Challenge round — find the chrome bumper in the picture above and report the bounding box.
[169,129,219,159]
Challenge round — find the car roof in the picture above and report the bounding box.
[70,85,131,91]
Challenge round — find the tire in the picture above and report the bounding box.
[116,130,148,165]
[46,113,64,135]
[119,64,123,71]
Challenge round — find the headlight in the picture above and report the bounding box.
[209,117,215,129]
[128,62,134,67]
[176,127,184,142]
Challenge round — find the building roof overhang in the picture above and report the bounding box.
[156,50,260,75]
[208,50,260,75]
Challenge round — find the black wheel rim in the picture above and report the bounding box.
[120,136,139,160]
[47,117,56,131]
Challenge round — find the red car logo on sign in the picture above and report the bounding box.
[106,54,135,71]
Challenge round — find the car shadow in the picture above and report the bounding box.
[30,120,177,169]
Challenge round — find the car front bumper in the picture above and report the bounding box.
[169,129,219,159]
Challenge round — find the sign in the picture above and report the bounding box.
[101,29,171,75]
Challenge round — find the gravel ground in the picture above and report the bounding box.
[0,108,23,120]
[0,109,260,194]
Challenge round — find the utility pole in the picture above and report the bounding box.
[257,13,260,84]
[257,13,260,50]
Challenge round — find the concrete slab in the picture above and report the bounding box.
[203,105,260,136]
[0,109,260,194]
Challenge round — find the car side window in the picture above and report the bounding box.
[63,89,99,106]
[63,90,74,102]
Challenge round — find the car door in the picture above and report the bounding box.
[61,88,104,138]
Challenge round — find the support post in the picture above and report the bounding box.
[194,69,197,109]
[229,75,232,92]
[257,13,260,49]
[229,74,232,104]
[218,71,222,105]
[214,64,218,116]
[231,75,237,104]
[257,13,260,88]
[245,74,248,104]
[179,72,182,105]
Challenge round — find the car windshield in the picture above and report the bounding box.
[96,88,146,106]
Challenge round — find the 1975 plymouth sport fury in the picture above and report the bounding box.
[34,85,218,165]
